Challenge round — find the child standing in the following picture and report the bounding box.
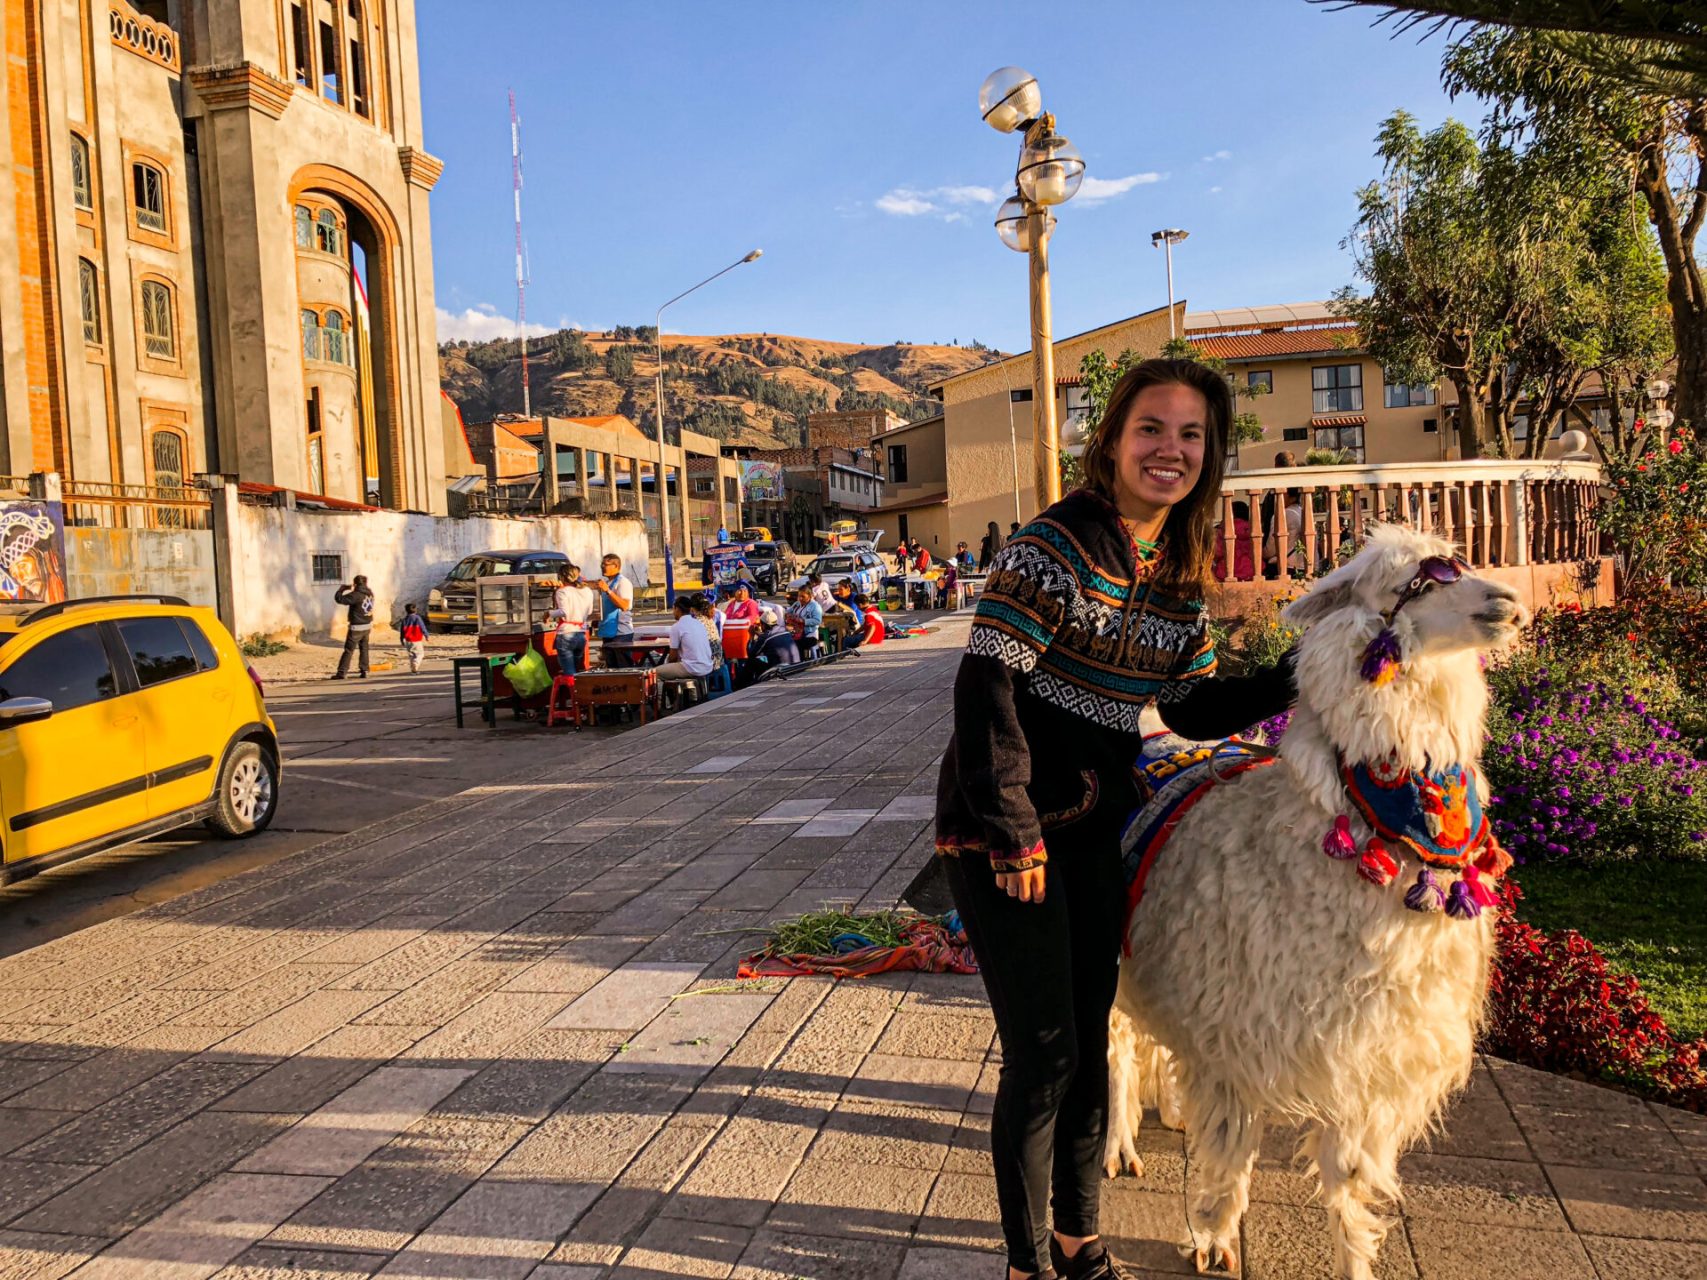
[399,602,429,673]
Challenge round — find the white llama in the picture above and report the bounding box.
[1106,524,1527,1279]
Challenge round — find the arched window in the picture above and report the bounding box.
[315,207,343,256]
[294,204,313,248]
[150,428,188,528]
[71,135,93,211]
[141,279,175,358]
[323,309,347,363]
[79,259,101,344]
[151,429,186,490]
[301,307,320,360]
[131,161,166,233]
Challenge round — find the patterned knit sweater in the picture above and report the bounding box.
[935,488,1294,872]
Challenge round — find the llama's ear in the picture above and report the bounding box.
[1282,578,1355,629]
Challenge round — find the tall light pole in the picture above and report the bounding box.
[1151,228,1189,339]
[982,67,1084,513]
[653,249,763,606]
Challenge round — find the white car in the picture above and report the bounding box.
[786,551,888,598]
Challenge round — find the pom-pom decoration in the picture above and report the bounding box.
[1356,838,1399,886]
[1322,815,1359,860]
[1359,627,1403,686]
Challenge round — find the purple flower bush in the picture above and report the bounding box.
[1483,673,1706,862]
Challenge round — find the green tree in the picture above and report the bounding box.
[1443,27,1707,439]
[605,344,636,380]
[1319,1,1707,95]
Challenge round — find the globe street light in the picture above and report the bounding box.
[654,249,762,604]
[980,66,1084,512]
[1151,228,1189,338]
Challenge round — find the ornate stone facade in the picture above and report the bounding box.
[0,0,448,513]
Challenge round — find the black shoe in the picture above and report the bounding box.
[330,674,345,680]
[1050,1239,1130,1280]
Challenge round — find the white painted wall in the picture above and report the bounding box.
[231,506,650,638]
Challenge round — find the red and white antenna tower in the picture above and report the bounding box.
[509,89,530,419]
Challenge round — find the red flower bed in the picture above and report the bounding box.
[1486,881,1707,1110]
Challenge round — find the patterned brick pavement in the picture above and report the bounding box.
[0,622,1702,1279]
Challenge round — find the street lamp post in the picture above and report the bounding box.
[652,249,762,606]
[982,67,1084,513]
[1151,228,1189,339]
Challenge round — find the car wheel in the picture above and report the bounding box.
[206,740,280,838]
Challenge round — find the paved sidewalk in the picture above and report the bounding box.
[0,623,1702,1279]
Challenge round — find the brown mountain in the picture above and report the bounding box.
[438,328,1001,449]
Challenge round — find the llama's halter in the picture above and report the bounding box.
[1325,752,1512,919]
[1359,553,1471,686]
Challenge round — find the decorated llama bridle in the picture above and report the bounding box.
[1359,552,1470,686]
[1330,551,1511,918]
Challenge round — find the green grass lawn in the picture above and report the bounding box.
[1514,860,1707,1040]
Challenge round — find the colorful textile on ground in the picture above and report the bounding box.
[1119,733,1277,950]
[1341,755,1491,869]
[738,913,980,979]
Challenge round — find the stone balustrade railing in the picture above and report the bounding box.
[1216,459,1605,582]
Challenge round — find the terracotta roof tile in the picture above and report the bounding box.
[1188,324,1362,361]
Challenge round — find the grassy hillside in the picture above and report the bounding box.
[439,328,1000,449]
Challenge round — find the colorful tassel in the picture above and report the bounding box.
[1445,878,1482,919]
[1322,815,1358,860]
[1404,868,1445,912]
[1356,838,1399,886]
[1463,865,1501,909]
[1359,627,1403,686]
[1473,837,1514,879]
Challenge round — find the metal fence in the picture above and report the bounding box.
[63,480,212,530]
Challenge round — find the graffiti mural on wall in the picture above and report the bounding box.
[0,500,68,603]
[738,460,785,503]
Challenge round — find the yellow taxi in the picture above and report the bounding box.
[0,595,280,884]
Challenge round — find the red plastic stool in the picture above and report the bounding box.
[545,674,582,729]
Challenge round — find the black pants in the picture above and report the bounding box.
[336,627,370,676]
[945,828,1127,1275]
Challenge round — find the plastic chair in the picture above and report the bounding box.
[545,674,581,729]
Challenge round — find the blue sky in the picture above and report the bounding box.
[419,1,1463,351]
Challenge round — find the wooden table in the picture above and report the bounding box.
[572,669,659,724]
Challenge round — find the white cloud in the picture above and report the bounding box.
[875,184,1003,221]
[1207,185,1224,195]
[936,184,1000,205]
[1201,149,1232,163]
[876,190,939,216]
[435,304,555,344]
[1075,172,1165,204]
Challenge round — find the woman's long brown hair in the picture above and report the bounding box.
[1079,357,1230,601]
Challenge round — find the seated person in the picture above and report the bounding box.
[691,594,727,679]
[785,586,824,658]
[954,541,976,569]
[936,560,959,608]
[740,606,803,686]
[852,593,885,647]
[1213,500,1256,583]
[654,597,718,683]
[827,579,863,628]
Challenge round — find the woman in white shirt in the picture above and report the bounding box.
[547,564,597,675]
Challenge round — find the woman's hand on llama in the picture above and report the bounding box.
[997,868,1046,903]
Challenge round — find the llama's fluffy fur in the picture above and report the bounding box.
[1105,525,1526,1279]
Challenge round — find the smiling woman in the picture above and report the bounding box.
[930,358,1305,1280]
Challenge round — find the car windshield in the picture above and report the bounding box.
[746,546,777,560]
[450,557,514,581]
[814,556,854,574]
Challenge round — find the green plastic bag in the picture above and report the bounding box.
[505,645,551,699]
